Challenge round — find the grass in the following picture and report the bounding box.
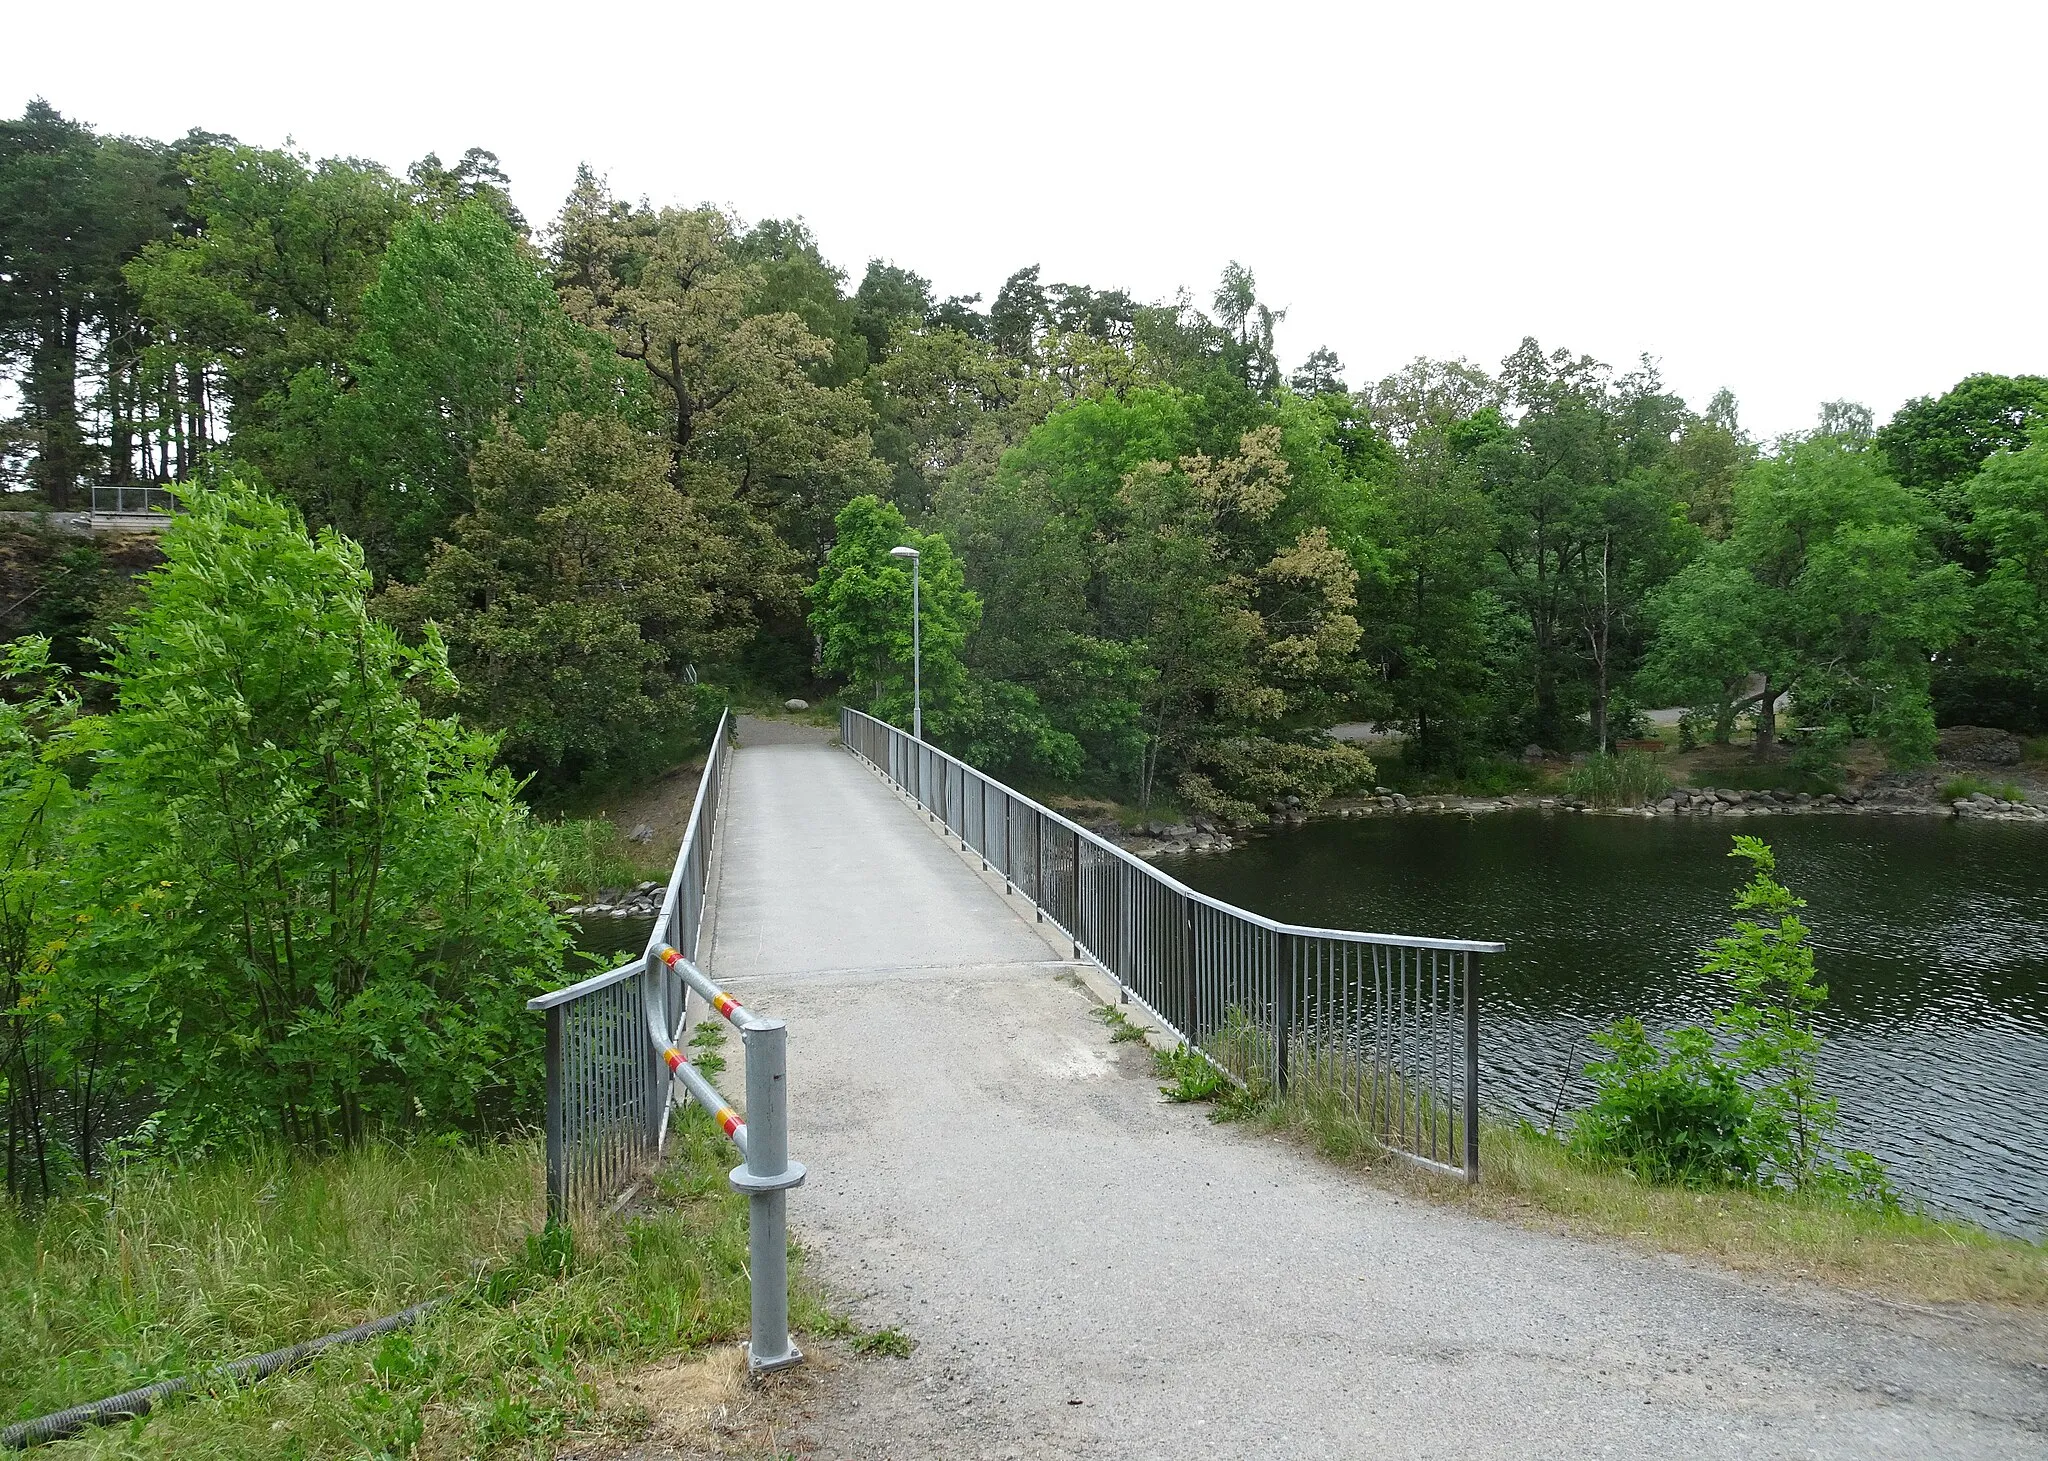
[532,816,670,903]
[1255,1063,2048,1307]
[2024,735,2048,767]
[1940,774,2029,803]
[849,1326,914,1359]
[1563,750,1672,807]
[1377,751,1545,799]
[0,1113,844,1457]
[1093,1003,1152,1043]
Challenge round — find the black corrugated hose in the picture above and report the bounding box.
[1,1297,443,1449]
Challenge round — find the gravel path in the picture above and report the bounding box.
[706,725,2047,1459]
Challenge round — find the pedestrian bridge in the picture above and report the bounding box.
[535,712,2038,1459]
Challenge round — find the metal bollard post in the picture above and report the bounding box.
[544,1006,566,1225]
[731,1018,805,1372]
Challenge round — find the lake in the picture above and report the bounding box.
[1157,810,2048,1239]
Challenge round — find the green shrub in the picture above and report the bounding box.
[1563,750,1671,806]
[1570,1019,1756,1185]
[71,480,568,1150]
[1940,774,2026,802]
[1574,837,1886,1198]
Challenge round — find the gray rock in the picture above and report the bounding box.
[784,697,811,711]
[1937,724,2022,767]
[627,822,655,844]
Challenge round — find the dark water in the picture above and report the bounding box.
[571,913,658,965]
[1157,812,2048,1238]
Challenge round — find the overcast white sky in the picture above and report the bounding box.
[9,0,2044,439]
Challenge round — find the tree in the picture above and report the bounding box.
[125,141,410,481]
[1644,435,1966,764]
[1103,426,1369,811]
[808,494,976,723]
[383,413,770,786]
[77,479,564,1146]
[1290,346,1347,397]
[1479,341,1690,748]
[1952,435,2048,724]
[550,181,886,558]
[0,638,83,1198]
[288,200,636,577]
[851,259,933,363]
[1876,373,2048,499]
[0,102,178,505]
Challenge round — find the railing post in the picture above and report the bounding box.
[1071,831,1084,961]
[1464,952,1481,1184]
[544,1005,566,1226]
[1034,812,1044,921]
[1273,930,1292,1096]
[1183,894,1197,1041]
[731,1018,806,1372]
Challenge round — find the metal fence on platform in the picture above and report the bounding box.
[527,708,804,1371]
[841,707,1505,1180]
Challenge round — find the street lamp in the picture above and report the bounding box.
[888,545,922,740]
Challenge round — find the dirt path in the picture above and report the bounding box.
[679,731,2046,1460]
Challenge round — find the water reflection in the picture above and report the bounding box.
[1158,811,2048,1238]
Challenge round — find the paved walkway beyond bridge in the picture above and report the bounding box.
[707,717,2045,1460]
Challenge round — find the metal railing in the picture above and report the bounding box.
[90,484,179,518]
[841,707,1505,1180]
[527,709,805,1371]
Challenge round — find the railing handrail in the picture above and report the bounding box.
[526,707,805,1372]
[839,707,1505,955]
[526,707,732,1014]
[526,956,639,1012]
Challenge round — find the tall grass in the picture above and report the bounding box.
[1563,750,1671,807]
[1,1115,832,1456]
[533,817,668,903]
[1253,1060,2047,1306]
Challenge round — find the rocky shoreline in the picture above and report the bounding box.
[1106,776,2046,858]
[561,880,665,919]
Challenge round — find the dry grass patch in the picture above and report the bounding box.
[1263,1071,2048,1309]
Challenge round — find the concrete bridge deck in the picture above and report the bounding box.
[706,717,2044,1459]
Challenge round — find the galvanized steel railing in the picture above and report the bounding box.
[841,707,1505,1180]
[527,708,805,1371]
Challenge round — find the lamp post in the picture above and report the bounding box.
[888,545,922,740]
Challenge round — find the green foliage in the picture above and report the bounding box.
[0,1111,835,1457]
[1875,372,2048,500]
[1644,435,1967,767]
[382,413,760,788]
[850,1325,916,1358]
[76,478,566,1147]
[1563,750,1671,807]
[0,637,81,1199]
[1574,837,1880,1198]
[1938,775,2026,803]
[1570,1019,1756,1186]
[808,493,976,722]
[530,819,667,904]
[1154,1043,1226,1102]
[1703,837,1835,1189]
[288,202,640,578]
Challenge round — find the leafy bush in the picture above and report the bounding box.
[1574,837,1888,1198]
[1570,1019,1755,1185]
[1563,750,1671,806]
[67,480,569,1150]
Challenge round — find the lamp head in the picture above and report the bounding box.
[889,546,920,560]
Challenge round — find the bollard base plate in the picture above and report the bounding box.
[745,1340,805,1375]
[730,1159,806,1194]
